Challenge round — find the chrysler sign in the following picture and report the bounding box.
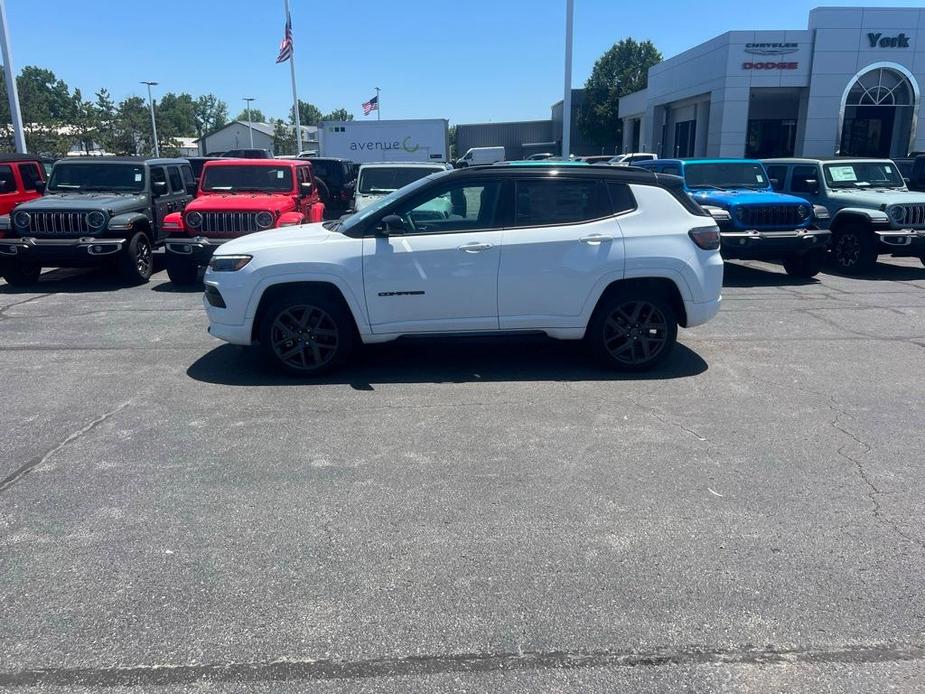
[745,42,799,56]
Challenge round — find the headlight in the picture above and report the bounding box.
[796,205,810,220]
[185,211,203,229]
[255,211,274,229]
[86,210,107,230]
[12,210,30,228]
[888,205,906,225]
[209,255,252,272]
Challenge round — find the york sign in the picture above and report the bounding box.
[868,32,911,48]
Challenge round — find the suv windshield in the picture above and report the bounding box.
[358,167,442,194]
[202,165,293,193]
[684,162,770,190]
[48,163,146,192]
[823,162,904,189]
[339,170,450,232]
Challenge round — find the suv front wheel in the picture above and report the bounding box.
[588,290,678,372]
[831,223,876,274]
[258,291,353,376]
[1,262,42,287]
[117,231,154,284]
[165,254,200,285]
[783,248,825,278]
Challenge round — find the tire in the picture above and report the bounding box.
[117,231,154,284]
[587,289,678,372]
[258,290,354,376]
[0,262,42,287]
[783,248,825,278]
[165,254,200,285]
[831,223,877,274]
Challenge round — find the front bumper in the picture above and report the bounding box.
[165,236,229,262]
[719,228,831,260]
[873,228,925,257]
[0,236,127,264]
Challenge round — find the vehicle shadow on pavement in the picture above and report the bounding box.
[186,337,708,387]
[820,261,925,281]
[0,256,169,294]
[722,262,820,288]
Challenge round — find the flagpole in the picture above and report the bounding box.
[284,0,303,154]
[0,0,26,153]
[375,87,380,121]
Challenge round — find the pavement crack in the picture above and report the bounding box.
[632,400,706,441]
[0,293,53,322]
[0,401,132,494]
[1,642,923,687]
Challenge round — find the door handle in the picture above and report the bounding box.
[458,242,493,253]
[579,234,613,244]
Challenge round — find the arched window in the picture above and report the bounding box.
[845,68,913,107]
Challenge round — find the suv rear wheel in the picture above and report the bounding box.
[117,231,153,284]
[783,248,825,278]
[831,223,876,274]
[588,290,677,372]
[258,291,353,376]
[1,262,42,287]
[165,254,200,285]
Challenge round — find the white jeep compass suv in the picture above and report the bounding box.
[202,163,723,375]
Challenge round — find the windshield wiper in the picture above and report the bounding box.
[688,184,727,191]
[209,186,234,191]
[54,183,81,189]
[367,188,395,194]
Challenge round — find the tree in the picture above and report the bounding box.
[113,96,152,155]
[579,38,661,147]
[322,108,354,122]
[94,89,118,154]
[157,92,198,138]
[235,107,266,123]
[272,119,296,156]
[291,100,322,126]
[193,94,227,140]
[70,89,100,155]
[448,125,458,159]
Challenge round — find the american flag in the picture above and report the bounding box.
[276,12,293,63]
[362,95,379,116]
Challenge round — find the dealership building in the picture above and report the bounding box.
[619,6,925,159]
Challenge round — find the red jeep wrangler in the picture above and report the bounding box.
[162,159,325,284]
[0,154,47,223]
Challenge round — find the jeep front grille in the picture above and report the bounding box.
[738,205,804,229]
[194,212,263,235]
[894,204,925,228]
[25,211,90,235]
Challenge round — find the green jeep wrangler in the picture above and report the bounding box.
[0,157,194,285]
[764,158,925,273]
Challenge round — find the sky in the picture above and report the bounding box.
[6,0,924,125]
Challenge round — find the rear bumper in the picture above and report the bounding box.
[684,296,722,328]
[0,236,127,264]
[720,228,830,260]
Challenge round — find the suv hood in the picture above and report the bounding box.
[188,193,295,213]
[828,188,925,207]
[17,192,147,212]
[216,222,336,254]
[690,189,808,207]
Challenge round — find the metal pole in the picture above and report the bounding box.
[0,0,26,153]
[285,0,303,154]
[375,86,380,121]
[561,0,574,159]
[243,97,255,148]
[142,81,159,157]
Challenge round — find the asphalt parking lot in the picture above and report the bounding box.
[2,257,925,693]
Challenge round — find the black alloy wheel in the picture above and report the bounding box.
[259,292,353,376]
[831,225,876,274]
[589,291,678,371]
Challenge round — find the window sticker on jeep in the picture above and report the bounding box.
[135,173,143,182]
[830,166,857,182]
[276,170,284,179]
[756,174,765,183]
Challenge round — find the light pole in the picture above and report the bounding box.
[141,81,160,157]
[561,0,574,160]
[243,97,255,148]
[0,0,26,153]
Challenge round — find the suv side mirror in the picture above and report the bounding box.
[378,214,406,235]
[152,180,168,196]
[35,180,46,194]
[299,181,313,195]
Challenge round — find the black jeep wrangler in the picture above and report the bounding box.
[0,157,195,285]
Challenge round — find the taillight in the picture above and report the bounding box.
[689,225,721,251]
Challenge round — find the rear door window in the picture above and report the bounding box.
[606,182,637,215]
[167,166,184,193]
[513,178,609,227]
[0,165,16,194]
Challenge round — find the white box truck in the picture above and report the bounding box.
[318,119,449,163]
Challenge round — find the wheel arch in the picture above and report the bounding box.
[250,280,364,343]
[590,277,688,328]
[830,208,884,232]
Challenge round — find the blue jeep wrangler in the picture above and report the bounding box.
[638,159,831,277]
